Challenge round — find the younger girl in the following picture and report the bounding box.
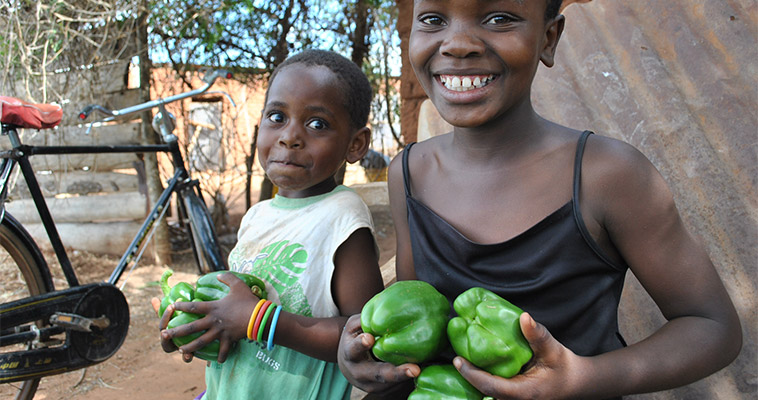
[158,49,385,399]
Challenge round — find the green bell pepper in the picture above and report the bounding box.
[158,269,220,361]
[194,270,267,301]
[166,311,220,361]
[408,364,484,400]
[158,269,195,317]
[447,287,533,378]
[360,280,450,365]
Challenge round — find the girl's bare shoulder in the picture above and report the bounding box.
[388,134,450,177]
[582,133,674,217]
[583,134,660,183]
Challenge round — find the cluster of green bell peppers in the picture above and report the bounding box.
[360,282,533,398]
[158,269,267,361]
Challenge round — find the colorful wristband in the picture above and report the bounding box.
[252,300,272,341]
[247,299,266,340]
[267,305,282,351]
[257,302,276,342]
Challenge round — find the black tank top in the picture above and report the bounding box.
[404,131,628,357]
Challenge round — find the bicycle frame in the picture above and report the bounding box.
[0,71,231,393]
[0,69,233,288]
[0,123,205,289]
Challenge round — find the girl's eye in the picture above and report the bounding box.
[419,14,445,26]
[307,119,328,130]
[267,112,285,123]
[484,14,517,26]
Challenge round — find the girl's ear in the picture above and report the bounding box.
[540,14,566,68]
[346,126,371,164]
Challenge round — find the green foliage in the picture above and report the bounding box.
[148,0,318,79]
[147,0,402,145]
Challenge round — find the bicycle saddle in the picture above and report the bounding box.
[0,96,62,129]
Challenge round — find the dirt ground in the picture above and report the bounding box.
[4,205,395,400]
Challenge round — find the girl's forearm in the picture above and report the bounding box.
[575,315,741,398]
[257,311,349,363]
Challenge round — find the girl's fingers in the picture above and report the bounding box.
[339,315,373,358]
[163,315,209,339]
[214,273,244,288]
[150,297,161,316]
[159,304,174,330]
[172,300,211,315]
[454,356,504,395]
[178,329,217,355]
[391,363,421,380]
[160,336,178,353]
[336,314,419,394]
[216,338,233,364]
[519,312,554,356]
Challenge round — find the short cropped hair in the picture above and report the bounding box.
[546,0,563,20]
[267,49,373,131]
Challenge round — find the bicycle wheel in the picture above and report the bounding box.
[179,189,226,273]
[0,213,53,400]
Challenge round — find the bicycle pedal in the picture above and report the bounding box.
[50,312,110,332]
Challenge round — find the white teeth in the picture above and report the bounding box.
[440,75,494,91]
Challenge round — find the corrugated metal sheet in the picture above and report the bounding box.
[530,1,757,398]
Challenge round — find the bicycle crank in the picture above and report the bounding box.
[0,283,129,383]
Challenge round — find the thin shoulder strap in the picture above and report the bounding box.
[571,130,624,270]
[402,142,417,197]
[572,130,593,201]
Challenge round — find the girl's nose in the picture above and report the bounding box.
[278,127,303,149]
[440,24,485,58]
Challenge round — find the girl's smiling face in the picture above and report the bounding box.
[257,64,367,198]
[410,0,562,128]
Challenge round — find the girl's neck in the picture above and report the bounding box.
[450,101,548,162]
[277,177,338,199]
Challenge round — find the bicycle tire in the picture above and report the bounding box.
[180,189,226,273]
[0,213,53,400]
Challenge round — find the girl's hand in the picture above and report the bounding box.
[160,273,258,363]
[454,313,588,400]
[337,314,420,395]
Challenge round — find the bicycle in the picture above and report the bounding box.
[0,69,233,399]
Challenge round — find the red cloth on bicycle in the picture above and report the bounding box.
[0,96,62,129]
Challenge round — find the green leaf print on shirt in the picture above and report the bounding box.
[252,240,313,316]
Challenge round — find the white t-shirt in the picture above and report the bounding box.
[203,185,376,400]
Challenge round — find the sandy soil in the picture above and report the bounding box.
[3,205,395,400]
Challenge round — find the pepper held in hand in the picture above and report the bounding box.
[447,287,533,378]
[194,270,267,301]
[158,270,268,361]
[408,364,484,400]
[166,311,220,361]
[360,280,450,365]
[158,269,219,361]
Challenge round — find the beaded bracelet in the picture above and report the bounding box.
[252,300,272,341]
[247,299,266,340]
[257,302,276,342]
[266,305,282,351]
